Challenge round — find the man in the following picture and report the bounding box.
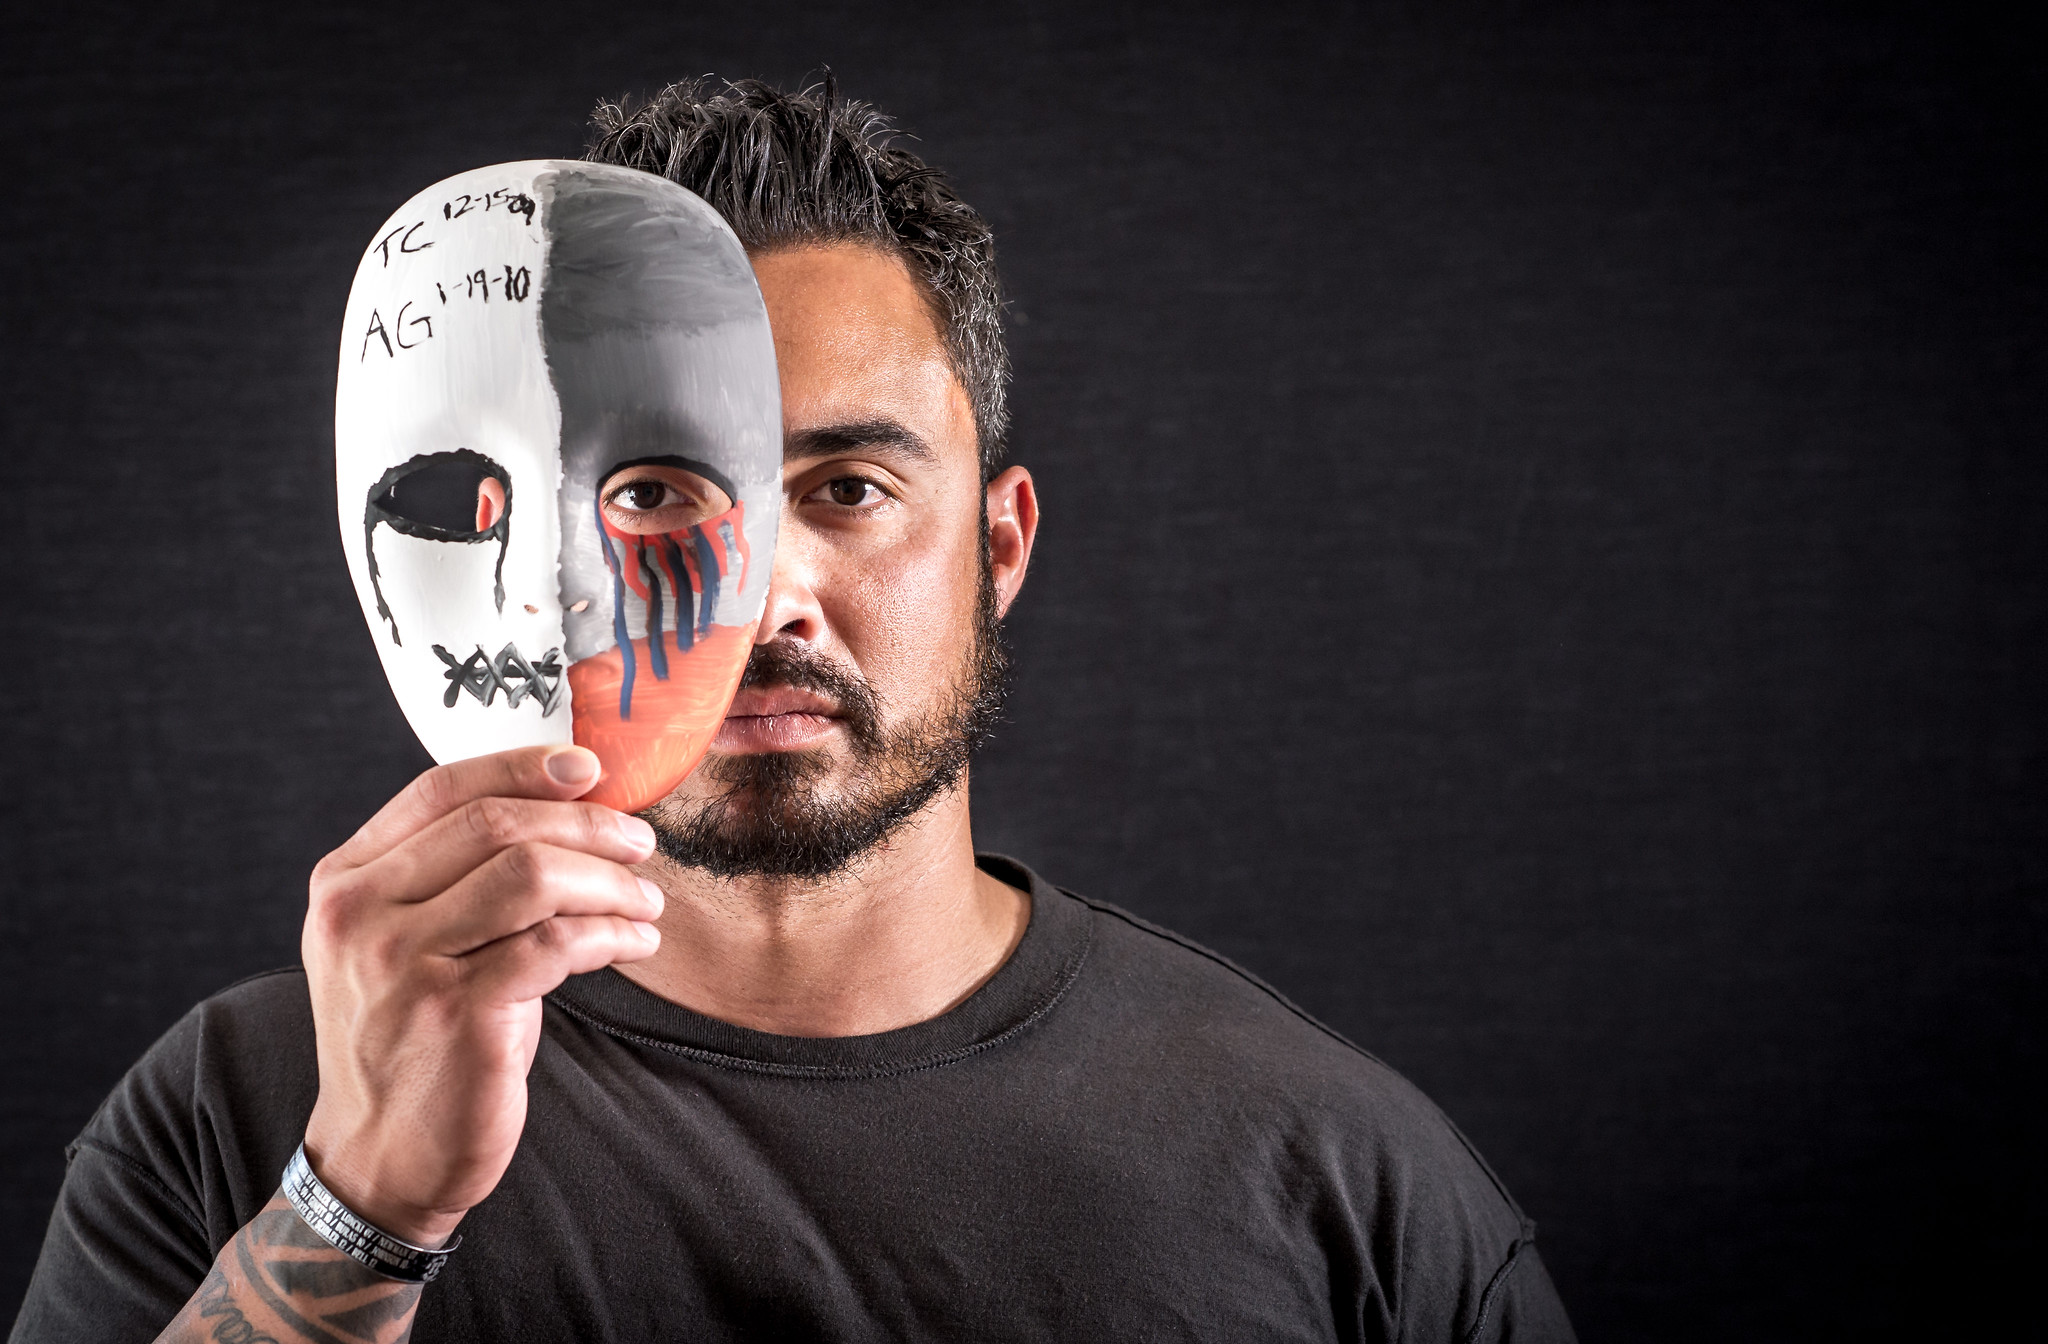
[11,78,1575,1343]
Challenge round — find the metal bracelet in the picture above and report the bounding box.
[280,1144,460,1284]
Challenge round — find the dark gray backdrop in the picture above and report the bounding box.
[2,3,2039,1339]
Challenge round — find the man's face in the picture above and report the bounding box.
[642,243,1031,879]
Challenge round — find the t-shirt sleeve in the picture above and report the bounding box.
[8,1141,215,1343]
[9,1003,219,1344]
[7,970,316,1344]
[1320,1048,1579,1344]
[1077,902,1577,1343]
[1366,1152,1579,1344]
[1464,1240,1577,1344]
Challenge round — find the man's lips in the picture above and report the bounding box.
[727,686,839,718]
[715,685,844,751]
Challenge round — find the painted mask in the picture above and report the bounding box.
[335,161,780,812]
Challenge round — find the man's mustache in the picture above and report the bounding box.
[734,641,883,748]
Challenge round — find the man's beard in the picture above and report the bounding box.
[639,565,1008,881]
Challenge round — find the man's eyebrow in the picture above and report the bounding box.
[785,420,936,465]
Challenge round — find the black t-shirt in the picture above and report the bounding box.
[10,858,1575,1342]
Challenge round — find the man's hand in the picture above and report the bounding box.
[300,744,663,1247]
[147,746,659,1344]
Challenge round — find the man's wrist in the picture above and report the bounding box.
[298,1130,468,1249]
[282,1145,461,1283]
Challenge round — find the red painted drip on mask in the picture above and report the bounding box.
[618,536,653,602]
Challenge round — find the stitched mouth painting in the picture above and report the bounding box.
[335,162,781,812]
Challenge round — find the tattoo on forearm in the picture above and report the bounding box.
[224,1195,424,1344]
[195,1266,280,1344]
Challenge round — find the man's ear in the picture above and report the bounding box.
[985,466,1038,619]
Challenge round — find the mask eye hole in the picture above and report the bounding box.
[599,462,732,534]
[370,450,511,540]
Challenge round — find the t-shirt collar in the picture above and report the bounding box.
[546,854,1090,1077]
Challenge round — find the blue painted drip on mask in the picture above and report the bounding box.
[693,525,722,638]
[662,534,696,653]
[639,541,670,682]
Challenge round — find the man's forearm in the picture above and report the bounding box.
[153,1194,423,1344]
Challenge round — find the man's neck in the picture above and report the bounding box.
[617,783,1030,1037]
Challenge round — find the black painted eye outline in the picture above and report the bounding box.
[597,455,739,517]
[598,463,734,534]
[364,448,513,646]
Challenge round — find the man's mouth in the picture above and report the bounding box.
[715,685,844,752]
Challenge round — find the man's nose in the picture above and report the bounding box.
[755,517,826,645]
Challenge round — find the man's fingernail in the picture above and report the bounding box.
[545,748,600,786]
[632,920,661,944]
[636,878,665,914]
[618,814,655,850]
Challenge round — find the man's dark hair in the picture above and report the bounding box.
[585,74,1009,477]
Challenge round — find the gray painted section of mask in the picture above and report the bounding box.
[535,164,782,663]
